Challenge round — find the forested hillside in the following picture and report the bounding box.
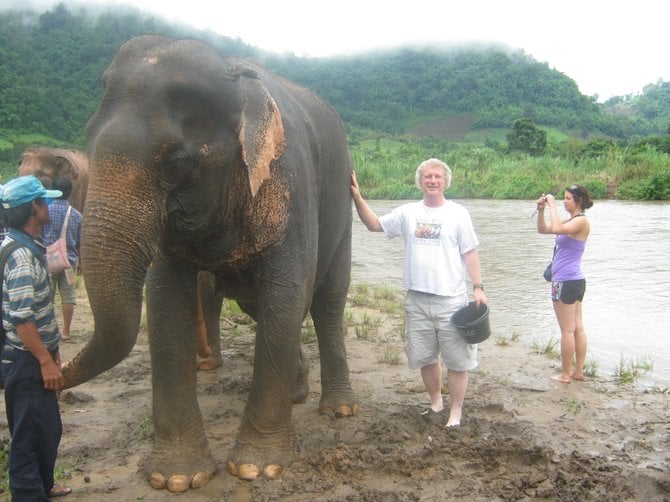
[1,4,669,170]
[0,4,258,150]
[265,49,623,137]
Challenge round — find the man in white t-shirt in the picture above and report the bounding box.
[351,158,487,427]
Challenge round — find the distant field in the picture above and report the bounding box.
[406,114,475,140]
[407,115,578,146]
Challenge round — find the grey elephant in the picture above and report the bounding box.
[62,35,358,492]
[17,147,89,212]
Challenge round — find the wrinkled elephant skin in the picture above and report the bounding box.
[62,35,357,492]
[17,147,89,213]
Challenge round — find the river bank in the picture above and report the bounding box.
[1,281,667,501]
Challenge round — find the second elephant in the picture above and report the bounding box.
[17,147,89,213]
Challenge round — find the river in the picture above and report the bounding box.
[350,199,670,387]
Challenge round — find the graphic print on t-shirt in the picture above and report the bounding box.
[414,217,442,241]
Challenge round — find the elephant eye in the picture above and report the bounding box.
[159,145,199,189]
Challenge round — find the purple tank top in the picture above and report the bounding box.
[552,234,586,281]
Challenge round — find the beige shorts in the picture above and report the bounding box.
[53,270,77,305]
[404,290,478,372]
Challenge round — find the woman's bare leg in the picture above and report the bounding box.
[571,301,587,380]
[551,300,576,383]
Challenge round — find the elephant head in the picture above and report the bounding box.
[62,35,289,388]
[17,147,89,212]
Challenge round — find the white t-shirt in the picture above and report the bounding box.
[379,200,479,297]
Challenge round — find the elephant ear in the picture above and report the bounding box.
[54,151,79,180]
[237,72,286,197]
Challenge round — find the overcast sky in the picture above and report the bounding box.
[7,0,670,101]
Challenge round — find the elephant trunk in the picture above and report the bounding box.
[62,163,164,388]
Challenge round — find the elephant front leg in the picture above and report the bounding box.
[226,300,303,480]
[145,264,217,492]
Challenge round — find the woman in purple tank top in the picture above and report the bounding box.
[536,184,593,383]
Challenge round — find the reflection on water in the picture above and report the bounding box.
[351,199,670,386]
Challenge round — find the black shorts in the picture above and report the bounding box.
[551,279,586,304]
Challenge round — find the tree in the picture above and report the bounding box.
[506,118,547,156]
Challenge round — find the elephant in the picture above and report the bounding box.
[62,35,358,492]
[17,147,89,213]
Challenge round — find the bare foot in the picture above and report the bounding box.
[550,374,571,383]
[570,372,585,381]
[445,410,461,427]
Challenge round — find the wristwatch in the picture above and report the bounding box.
[472,283,484,291]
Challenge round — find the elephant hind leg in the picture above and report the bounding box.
[196,272,224,371]
[310,276,359,417]
[292,346,309,404]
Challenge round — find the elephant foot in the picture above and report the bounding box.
[318,402,360,417]
[226,461,282,480]
[318,392,360,417]
[149,470,212,492]
[145,445,217,492]
[197,352,223,371]
[226,442,293,481]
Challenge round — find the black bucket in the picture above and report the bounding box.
[450,302,491,344]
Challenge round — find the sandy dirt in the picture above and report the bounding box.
[1,282,668,501]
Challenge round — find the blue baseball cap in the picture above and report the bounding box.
[1,175,63,209]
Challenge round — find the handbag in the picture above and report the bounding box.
[543,244,557,282]
[46,205,72,274]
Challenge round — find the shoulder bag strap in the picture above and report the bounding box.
[60,205,72,240]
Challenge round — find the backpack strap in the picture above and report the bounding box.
[1,240,26,278]
[1,240,27,337]
[1,240,25,388]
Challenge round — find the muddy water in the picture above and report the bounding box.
[351,199,670,387]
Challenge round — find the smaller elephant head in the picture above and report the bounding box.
[17,147,89,212]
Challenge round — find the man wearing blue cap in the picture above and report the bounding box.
[0,175,72,499]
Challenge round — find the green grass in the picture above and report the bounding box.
[532,338,561,360]
[377,342,402,365]
[0,442,8,496]
[494,335,512,347]
[583,359,599,378]
[351,135,670,200]
[613,355,654,385]
[0,442,81,497]
[300,316,317,343]
[136,416,153,445]
[565,396,583,415]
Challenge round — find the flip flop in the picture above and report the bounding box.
[49,484,72,497]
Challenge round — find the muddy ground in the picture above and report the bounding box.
[1,282,668,501]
